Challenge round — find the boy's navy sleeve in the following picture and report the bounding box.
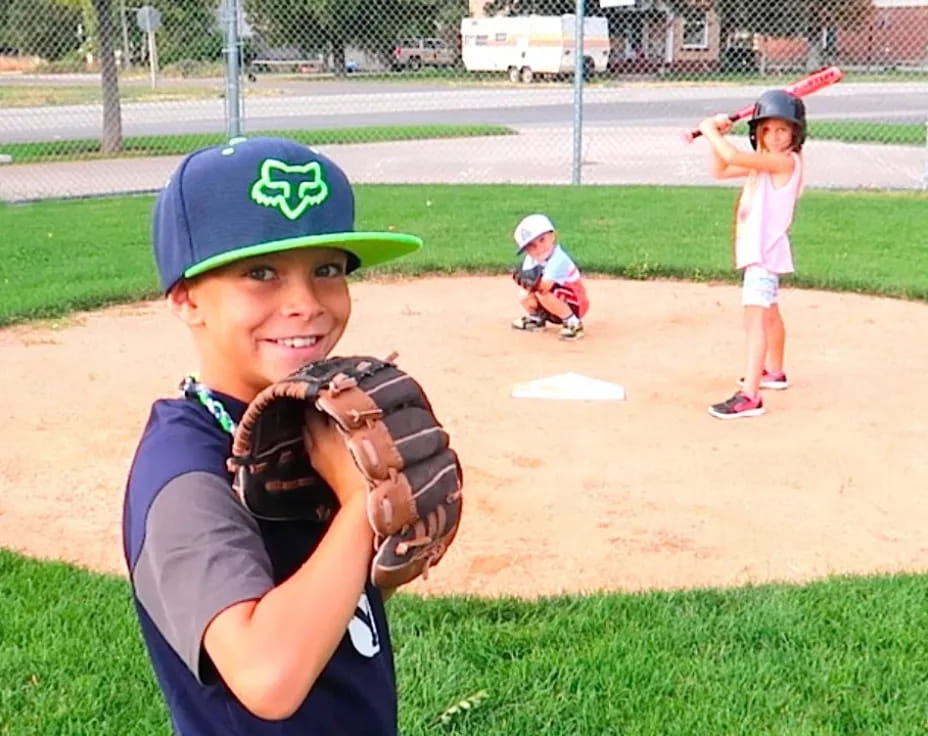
[131,470,274,682]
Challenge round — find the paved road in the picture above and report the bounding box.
[1,77,925,200]
[0,80,925,142]
[1,123,924,202]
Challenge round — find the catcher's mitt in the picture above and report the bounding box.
[512,263,544,292]
[227,354,463,589]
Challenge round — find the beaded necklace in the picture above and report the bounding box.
[179,375,237,436]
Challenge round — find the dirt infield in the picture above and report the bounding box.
[2,276,927,598]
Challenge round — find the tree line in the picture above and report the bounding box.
[1,0,871,68]
[0,0,469,66]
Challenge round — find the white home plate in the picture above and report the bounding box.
[511,372,626,401]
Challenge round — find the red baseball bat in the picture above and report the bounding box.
[682,65,844,143]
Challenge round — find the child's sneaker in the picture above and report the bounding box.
[708,391,765,420]
[759,370,789,390]
[558,321,584,340]
[738,369,789,391]
[512,314,546,331]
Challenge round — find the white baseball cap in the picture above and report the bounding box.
[513,213,555,252]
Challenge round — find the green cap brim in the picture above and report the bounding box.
[184,231,422,279]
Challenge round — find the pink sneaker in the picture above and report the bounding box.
[708,391,765,420]
[738,369,789,391]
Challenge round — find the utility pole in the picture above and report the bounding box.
[223,0,243,139]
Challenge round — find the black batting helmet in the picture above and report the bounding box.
[748,89,807,152]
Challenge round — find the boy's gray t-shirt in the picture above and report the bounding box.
[123,395,396,735]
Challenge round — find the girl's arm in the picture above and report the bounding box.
[699,115,795,177]
[699,115,751,179]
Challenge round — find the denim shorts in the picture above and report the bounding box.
[741,265,780,308]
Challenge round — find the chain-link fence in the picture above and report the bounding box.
[0,0,926,201]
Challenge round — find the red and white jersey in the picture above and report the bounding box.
[522,244,589,318]
[520,244,581,284]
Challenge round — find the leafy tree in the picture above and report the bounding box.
[155,0,224,65]
[434,0,468,47]
[0,2,10,49]
[483,0,597,15]
[2,0,83,59]
[243,0,452,72]
[90,0,222,66]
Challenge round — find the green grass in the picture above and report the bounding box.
[0,184,925,327]
[2,184,927,732]
[659,69,928,85]
[0,79,324,107]
[0,551,169,735]
[4,549,928,735]
[0,124,514,164]
[809,120,927,146]
[246,67,928,86]
[0,83,228,108]
[732,120,927,146]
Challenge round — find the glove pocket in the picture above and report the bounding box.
[229,442,338,522]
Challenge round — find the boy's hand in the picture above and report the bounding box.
[303,411,367,506]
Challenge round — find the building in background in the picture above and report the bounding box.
[750,0,928,72]
[467,0,722,75]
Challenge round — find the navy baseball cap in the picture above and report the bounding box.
[152,136,422,292]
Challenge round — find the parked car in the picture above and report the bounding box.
[391,37,454,71]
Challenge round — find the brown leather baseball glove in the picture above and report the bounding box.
[227,354,463,589]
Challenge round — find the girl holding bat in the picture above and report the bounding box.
[698,89,806,419]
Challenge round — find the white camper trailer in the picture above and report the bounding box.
[460,14,610,83]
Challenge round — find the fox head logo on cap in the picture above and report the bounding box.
[250,158,330,220]
[152,137,424,293]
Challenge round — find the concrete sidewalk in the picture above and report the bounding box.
[1,125,925,202]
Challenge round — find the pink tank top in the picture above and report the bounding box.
[734,153,803,274]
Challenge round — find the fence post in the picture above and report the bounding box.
[223,0,243,139]
[571,0,585,185]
